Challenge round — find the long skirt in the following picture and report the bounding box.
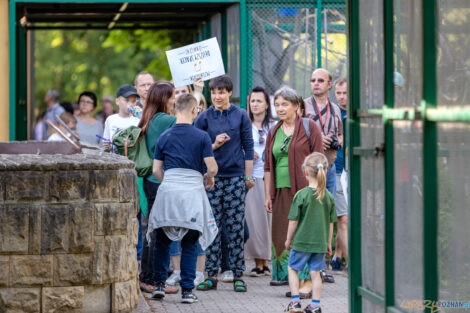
[244,178,272,260]
[271,188,310,282]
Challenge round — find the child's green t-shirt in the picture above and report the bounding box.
[288,186,337,253]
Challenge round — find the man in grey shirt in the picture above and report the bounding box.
[43,89,65,138]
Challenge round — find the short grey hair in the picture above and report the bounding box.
[134,71,154,86]
[274,86,301,105]
[47,89,60,102]
[334,77,347,88]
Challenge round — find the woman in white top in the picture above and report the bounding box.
[245,86,275,277]
[75,91,103,145]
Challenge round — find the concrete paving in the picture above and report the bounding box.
[133,260,349,313]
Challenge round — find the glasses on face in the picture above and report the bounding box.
[310,78,325,83]
[258,129,266,145]
[280,135,292,152]
[79,100,94,105]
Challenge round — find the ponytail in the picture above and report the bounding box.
[302,152,329,201]
[316,164,326,201]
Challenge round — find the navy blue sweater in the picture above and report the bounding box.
[194,104,254,177]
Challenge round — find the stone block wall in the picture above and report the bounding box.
[0,153,140,313]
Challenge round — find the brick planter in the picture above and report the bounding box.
[0,152,140,313]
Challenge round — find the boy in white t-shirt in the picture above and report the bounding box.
[103,84,141,151]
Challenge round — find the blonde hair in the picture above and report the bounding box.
[198,94,207,112]
[302,152,329,201]
[59,112,77,126]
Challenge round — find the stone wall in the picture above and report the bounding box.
[0,153,140,313]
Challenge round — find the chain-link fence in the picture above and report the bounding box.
[247,0,347,98]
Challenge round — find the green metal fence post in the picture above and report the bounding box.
[422,0,438,312]
[383,0,395,311]
[348,0,362,311]
[239,0,247,109]
[221,10,228,68]
[395,0,401,72]
[316,0,322,68]
[9,0,16,141]
[16,24,28,141]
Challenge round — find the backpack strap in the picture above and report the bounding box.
[302,118,312,151]
[124,137,129,157]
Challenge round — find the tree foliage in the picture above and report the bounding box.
[34,29,195,114]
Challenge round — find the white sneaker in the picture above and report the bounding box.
[194,272,205,287]
[221,270,234,282]
[166,271,181,286]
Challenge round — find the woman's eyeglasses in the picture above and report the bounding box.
[280,135,292,152]
[258,129,266,145]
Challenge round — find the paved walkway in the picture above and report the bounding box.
[133,260,348,313]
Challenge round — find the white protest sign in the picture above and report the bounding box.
[166,37,225,88]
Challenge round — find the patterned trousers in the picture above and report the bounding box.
[205,176,246,278]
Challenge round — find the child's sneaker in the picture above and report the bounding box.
[303,304,322,313]
[284,301,302,313]
[181,289,198,303]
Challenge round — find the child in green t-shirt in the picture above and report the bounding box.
[284,152,337,313]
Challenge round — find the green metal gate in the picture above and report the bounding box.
[348,0,470,312]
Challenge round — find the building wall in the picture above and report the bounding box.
[0,0,9,141]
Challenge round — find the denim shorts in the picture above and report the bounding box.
[169,240,205,256]
[288,250,326,272]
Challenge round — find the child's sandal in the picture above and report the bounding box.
[320,270,335,283]
[196,277,218,291]
[233,279,247,292]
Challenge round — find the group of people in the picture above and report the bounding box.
[37,67,349,313]
[34,89,117,144]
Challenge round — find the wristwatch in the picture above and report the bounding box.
[244,176,254,182]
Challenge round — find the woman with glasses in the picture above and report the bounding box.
[245,86,275,277]
[264,86,323,287]
[75,91,103,144]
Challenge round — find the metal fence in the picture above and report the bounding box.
[247,0,347,98]
[349,0,470,312]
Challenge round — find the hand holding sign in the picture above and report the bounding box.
[166,38,225,88]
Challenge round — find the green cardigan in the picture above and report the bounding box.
[145,112,176,184]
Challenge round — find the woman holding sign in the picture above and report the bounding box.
[194,75,254,292]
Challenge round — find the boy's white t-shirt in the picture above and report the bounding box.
[103,114,140,141]
[48,133,67,142]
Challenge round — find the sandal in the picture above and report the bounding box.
[233,278,247,292]
[196,277,218,291]
[320,270,335,283]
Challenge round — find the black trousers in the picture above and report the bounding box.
[140,179,160,284]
